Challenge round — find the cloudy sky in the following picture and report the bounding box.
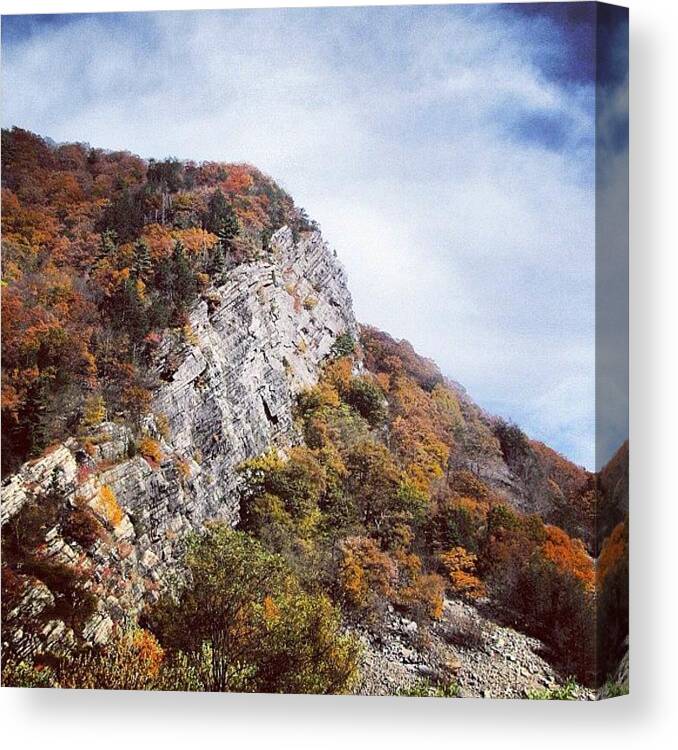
[1,3,627,469]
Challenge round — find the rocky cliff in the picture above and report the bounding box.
[2,225,357,659]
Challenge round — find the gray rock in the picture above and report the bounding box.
[1,226,357,660]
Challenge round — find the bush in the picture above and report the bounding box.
[344,378,386,426]
[338,536,397,612]
[138,436,163,463]
[145,525,360,693]
[61,506,105,549]
[441,609,488,650]
[56,628,165,690]
[97,484,124,527]
[396,679,460,698]
[526,678,578,700]
[330,332,356,358]
[1,660,58,688]
[450,469,489,501]
[438,547,486,600]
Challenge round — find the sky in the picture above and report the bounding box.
[1,3,628,469]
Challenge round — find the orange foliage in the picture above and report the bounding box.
[132,628,165,677]
[338,536,397,609]
[438,547,486,600]
[138,436,163,464]
[97,484,124,527]
[542,525,595,591]
[597,521,628,585]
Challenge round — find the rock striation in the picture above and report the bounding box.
[2,226,357,659]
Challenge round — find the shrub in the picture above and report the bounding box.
[438,547,486,601]
[1,660,58,688]
[442,610,487,650]
[395,550,445,622]
[430,494,486,554]
[302,295,318,311]
[338,536,397,611]
[62,506,105,549]
[82,395,106,427]
[97,484,123,527]
[56,628,165,690]
[138,436,163,463]
[396,679,460,697]
[155,412,171,440]
[526,678,578,700]
[344,377,386,426]
[145,525,359,693]
[451,469,489,501]
[330,332,356,359]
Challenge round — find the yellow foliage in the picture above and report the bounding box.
[338,537,397,609]
[131,629,165,677]
[375,371,391,392]
[182,324,199,346]
[176,458,191,480]
[262,595,280,625]
[82,395,106,427]
[173,227,218,255]
[324,357,353,393]
[394,548,445,620]
[98,484,123,527]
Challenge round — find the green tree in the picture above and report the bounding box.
[110,277,148,343]
[146,525,359,693]
[132,239,152,281]
[205,188,240,249]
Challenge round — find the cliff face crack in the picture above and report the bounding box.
[261,395,279,425]
[1,223,358,660]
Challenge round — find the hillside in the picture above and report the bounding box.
[1,130,627,696]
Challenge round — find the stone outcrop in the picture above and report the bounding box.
[1,226,357,659]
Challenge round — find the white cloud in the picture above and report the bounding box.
[2,6,599,467]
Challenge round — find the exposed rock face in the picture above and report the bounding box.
[1,226,357,659]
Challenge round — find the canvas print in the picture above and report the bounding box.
[0,3,628,699]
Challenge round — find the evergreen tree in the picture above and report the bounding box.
[19,376,51,461]
[217,204,240,248]
[168,241,198,321]
[132,239,152,281]
[110,278,148,343]
[96,230,117,263]
[208,241,227,280]
[206,188,240,250]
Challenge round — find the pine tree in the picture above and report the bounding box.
[132,239,152,281]
[96,230,117,263]
[208,241,227,281]
[217,204,240,249]
[170,241,198,319]
[110,278,149,343]
[206,188,240,250]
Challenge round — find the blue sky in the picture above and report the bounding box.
[1,3,627,469]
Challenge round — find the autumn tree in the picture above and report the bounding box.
[145,525,359,693]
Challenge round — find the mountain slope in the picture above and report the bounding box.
[2,224,356,658]
[1,130,627,695]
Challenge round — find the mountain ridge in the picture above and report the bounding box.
[1,129,627,695]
